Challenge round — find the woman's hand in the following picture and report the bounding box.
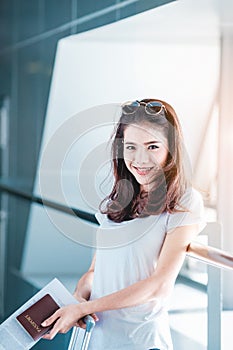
[41,303,98,340]
[72,295,99,330]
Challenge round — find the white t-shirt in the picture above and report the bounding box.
[88,188,206,350]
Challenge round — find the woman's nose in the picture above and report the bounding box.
[134,147,149,164]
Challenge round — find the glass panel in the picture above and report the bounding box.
[14,0,41,42]
[76,0,116,17]
[20,202,95,291]
[0,0,14,50]
[42,0,72,31]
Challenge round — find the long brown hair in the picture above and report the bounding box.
[100,98,189,222]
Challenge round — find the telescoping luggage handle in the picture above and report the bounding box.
[68,315,95,350]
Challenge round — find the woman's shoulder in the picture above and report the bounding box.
[178,187,204,210]
[166,187,206,233]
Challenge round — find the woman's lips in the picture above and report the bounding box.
[133,166,153,176]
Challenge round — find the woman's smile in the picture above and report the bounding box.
[132,166,154,176]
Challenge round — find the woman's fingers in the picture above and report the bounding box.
[42,320,63,340]
[77,319,86,329]
[42,316,74,339]
[90,313,99,322]
[41,309,60,327]
[77,314,98,329]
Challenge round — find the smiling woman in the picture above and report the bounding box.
[42,98,206,350]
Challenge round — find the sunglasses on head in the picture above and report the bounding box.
[121,100,167,116]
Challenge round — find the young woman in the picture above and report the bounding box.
[42,99,206,350]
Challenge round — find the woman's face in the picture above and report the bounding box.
[123,122,169,191]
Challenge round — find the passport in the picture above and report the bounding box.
[16,294,60,340]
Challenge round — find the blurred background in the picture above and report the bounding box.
[1,0,233,348]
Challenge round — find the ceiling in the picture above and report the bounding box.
[71,0,221,44]
[69,0,233,45]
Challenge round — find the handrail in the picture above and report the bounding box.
[0,181,98,224]
[187,242,233,271]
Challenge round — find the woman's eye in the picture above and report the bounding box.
[148,144,159,150]
[125,145,136,150]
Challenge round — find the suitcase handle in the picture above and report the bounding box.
[67,315,95,350]
[83,315,95,332]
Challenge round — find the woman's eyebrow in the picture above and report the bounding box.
[124,141,136,145]
[144,141,161,145]
[124,140,162,145]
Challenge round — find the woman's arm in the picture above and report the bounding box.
[71,253,98,329]
[73,253,96,301]
[42,224,199,339]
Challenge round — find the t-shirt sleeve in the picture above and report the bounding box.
[166,188,206,234]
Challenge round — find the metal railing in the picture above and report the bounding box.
[185,222,225,350]
[187,241,233,271]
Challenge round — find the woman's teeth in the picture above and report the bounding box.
[134,167,153,175]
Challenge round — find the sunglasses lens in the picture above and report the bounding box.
[122,101,140,114]
[146,101,163,115]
